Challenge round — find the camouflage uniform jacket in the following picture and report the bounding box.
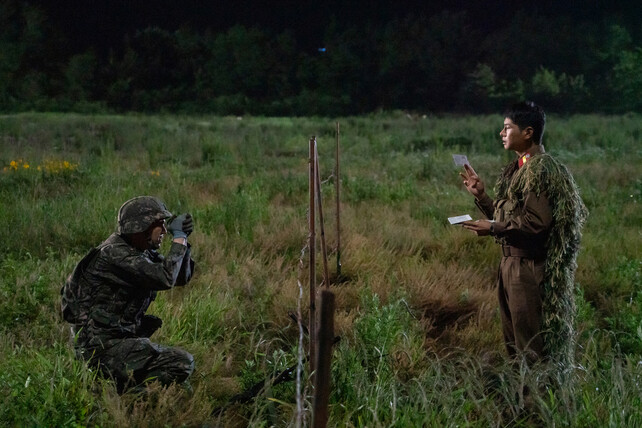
[62,233,194,349]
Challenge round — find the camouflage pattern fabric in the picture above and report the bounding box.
[78,337,194,392]
[117,196,173,235]
[62,232,195,389]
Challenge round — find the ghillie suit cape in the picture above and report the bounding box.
[495,152,588,374]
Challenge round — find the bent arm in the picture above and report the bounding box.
[174,244,195,286]
[96,242,190,290]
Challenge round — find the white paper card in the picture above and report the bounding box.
[452,154,470,167]
[448,214,472,224]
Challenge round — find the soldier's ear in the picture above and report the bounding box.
[522,126,534,140]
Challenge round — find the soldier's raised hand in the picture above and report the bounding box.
[460,164,486,199]
[168,213,193,239]
[181,213,193,236]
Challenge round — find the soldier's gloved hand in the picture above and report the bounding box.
[182,213,193,236]
[168,213,193,239]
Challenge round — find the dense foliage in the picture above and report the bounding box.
[1,1,641,115]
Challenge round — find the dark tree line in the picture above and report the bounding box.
[1,1,641,115]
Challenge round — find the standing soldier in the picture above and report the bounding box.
[61,196,196,392]
[460,101,588,375]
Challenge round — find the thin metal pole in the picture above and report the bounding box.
[308,137,317,374]
[335,122,341,278]
[315,143,330,288]
[313,290,335,428]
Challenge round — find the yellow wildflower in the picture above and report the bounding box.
[36,159,79,174]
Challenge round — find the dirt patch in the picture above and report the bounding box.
[419,299,479,339]
[328,271,355,286]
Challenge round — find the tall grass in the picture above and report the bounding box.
[0,112,640,426]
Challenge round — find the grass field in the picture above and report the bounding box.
[0,112,641,427]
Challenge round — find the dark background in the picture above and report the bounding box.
[1,0,641,115]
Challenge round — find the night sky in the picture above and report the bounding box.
[31,0,637,54]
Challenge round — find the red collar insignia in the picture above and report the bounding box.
[518,153,531,168]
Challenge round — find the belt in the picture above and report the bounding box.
[501,245,545,260]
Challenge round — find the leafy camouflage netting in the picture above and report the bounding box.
[495,153,588,374]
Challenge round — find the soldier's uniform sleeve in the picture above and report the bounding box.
[95,241,190,291]
[151,243,195,287]
[175,244,194,286]
[475,193,495,219]
[491,191,553,240]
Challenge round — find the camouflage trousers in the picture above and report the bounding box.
[77,337,194,392]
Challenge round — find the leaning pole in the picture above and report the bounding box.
[308,136,317,374]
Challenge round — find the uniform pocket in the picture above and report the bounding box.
[503,200,517,215]
[494,199,517,222]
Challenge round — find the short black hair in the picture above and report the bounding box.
[503,101,546,145]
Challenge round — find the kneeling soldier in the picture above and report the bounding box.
[61,196,196,392]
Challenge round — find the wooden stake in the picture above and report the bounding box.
[315,144,330,288]
[308,137,317,374]
[335,122,342,278]
[313,290,335,428]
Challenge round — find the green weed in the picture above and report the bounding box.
[196,181,269,241]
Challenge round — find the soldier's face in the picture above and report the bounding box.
[147,219,167,249]
[500,118,533,154]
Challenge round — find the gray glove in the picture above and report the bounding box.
[168,213,193,239]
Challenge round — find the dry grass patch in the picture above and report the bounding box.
[396,258,499,352]
[105,382,210,428]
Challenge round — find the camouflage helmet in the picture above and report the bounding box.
[117,196,172,234]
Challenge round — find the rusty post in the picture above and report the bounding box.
[313,290,335,428]
[315,144,330,288]
[335,122,341,279]
[309,137,317,374]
